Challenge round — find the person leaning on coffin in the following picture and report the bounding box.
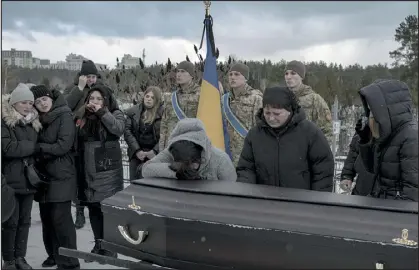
[356,79,418,201]
[124,86,164,181]
[236,86,334,191]
[73,84,125,259]
[142,118,237,181]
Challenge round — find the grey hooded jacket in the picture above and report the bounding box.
[142,118,237,181]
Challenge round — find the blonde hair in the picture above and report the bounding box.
[142,86,162,124]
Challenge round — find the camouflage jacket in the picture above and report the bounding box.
[158,82,201,151]
[294,84,333,145]
[225,84,263,166]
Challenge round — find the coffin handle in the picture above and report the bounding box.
[117,225,147,245]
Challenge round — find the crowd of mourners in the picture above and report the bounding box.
[1,59,418,269]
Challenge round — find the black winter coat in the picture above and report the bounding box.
[35,89,77,203]
[124,103,164,160]
[2,174,16,223]
[341,134,374,196]
[358,80,418,201]
[1,95,42,194]
[237,108,334,191]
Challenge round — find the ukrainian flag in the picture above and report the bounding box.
[197,10,231,157]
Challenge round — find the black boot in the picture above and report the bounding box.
[74,209,85,230]
[2,260,17,270]
[84,241,100,263]
[15,257,32,270]
[41,256,56,267]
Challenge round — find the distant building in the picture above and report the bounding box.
[61,53,106,71]
[120,54,140,69]
[2,48,33,68]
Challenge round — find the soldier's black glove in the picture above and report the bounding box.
[355,118,371,143]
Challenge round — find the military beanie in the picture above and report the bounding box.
[229,62,249,80]
[176,61,195,77]
[285,60,306,79]
[9,83,34,105]
[30,85,52,100]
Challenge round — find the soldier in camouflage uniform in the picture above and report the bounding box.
[223,63,263,166]
[284,60,333,146]
[158,61,201,151]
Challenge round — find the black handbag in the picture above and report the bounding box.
[23,159,49,189]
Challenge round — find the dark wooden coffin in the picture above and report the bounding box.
[101,179,418,270]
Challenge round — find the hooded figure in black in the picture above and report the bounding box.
[236,86,334,191]
[30,85,80,269]
[356,79,418,201]
[74,84,124,260]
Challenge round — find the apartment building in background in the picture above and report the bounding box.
[119,54,141,69]
[2,48,51,69]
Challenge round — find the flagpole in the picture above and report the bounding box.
[204,1,211,16]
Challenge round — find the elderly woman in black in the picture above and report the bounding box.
[30,85,80,269]
[124,86,164,180]
[73,84,125,260]
[2,83,42,269]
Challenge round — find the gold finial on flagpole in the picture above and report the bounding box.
[204,1,211,16]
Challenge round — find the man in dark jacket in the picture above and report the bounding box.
[63,60,101,229]
[236,86,334,191]
[357,79,418,201]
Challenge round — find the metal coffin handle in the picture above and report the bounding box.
[117,225,147,245]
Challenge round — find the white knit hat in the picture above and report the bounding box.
[9,83,34,105]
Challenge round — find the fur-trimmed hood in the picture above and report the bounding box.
[1,94,42,132]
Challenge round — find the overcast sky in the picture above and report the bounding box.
[2,1,418,68]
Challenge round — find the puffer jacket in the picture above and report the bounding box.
[358,80,418,201]
[35,89,77,203]
[1,95,42,194]
[236,108,334,191]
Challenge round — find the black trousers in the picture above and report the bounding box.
[1,194,34,261]
[85,202,103,240]
[40,201,80,268]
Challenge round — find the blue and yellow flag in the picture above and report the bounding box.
[197,12,231,157]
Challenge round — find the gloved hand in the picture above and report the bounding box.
[355,118,371,143]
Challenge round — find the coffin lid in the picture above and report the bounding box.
[132,178,418,214]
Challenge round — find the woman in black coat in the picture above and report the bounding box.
[73,84,125,260]
[356,79,418,201]
[124,86,164,180]
[2,83,42,269]
[236,86,334,191]
[30,85,80,269]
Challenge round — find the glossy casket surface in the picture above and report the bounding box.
[101,179,418,270]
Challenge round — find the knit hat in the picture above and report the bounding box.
[176,61,195,77]
[263,86,299,112]
[9,83,34,105]
[30,85,52,100]
[80,60,98,76]
[285,60,306,79]
[229,62,249,80]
